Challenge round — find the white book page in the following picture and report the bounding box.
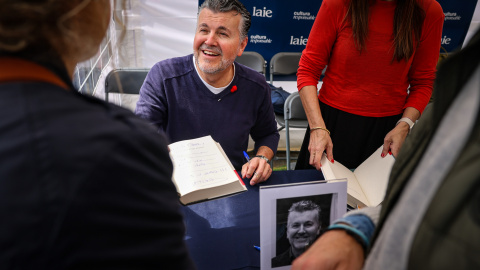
[353,146,395,206]
[169,136,237,196]
[321,154,370,206]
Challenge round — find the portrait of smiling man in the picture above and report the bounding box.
[136,0,279,185]
[272,200,322,268]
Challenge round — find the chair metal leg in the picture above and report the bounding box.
[285,120,291,170]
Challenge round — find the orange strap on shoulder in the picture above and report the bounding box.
[0,58,69,90]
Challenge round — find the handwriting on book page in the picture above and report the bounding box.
[169,139,235,191]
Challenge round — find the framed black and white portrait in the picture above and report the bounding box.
[259,180,347,270]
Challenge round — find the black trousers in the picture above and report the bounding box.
[295,101,402,170]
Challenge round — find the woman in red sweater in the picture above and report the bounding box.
[296,0,444,170]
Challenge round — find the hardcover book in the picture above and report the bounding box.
[168,135,247,205]
[320,146,395,208]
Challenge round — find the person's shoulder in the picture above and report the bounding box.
[235,62,269,89]
[417,0,444,18]
[155,54,191,67]
[15,88,169,177]
[150,54,194,80]
[322,0,349,10]
[73,92,164,145]
[271,248,292,268]
[235,62,265,80]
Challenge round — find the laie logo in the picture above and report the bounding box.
[290,35,308,45]
[250,34,272,44]
[444,12,461,21]
[441,35,451,45]
[293,11,315,21]
[252,6,272,18]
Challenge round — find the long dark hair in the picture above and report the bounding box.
[345,0,426,62]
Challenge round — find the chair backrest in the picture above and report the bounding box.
[104,68,150,102]
[284,92,307,122]
[236,51,266,75]
[283,91,308,170]
[269,52,302,84]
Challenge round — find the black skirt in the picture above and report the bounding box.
[295,101,402,170]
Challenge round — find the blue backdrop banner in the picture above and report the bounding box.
[438,0,478,51]
[198,0,478,67]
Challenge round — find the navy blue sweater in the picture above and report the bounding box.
[136,54,279,170]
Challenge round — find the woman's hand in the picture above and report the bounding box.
[382,122,409,158]
[382,107,420,158]
[308,128,333,170]
[298,85,334,170]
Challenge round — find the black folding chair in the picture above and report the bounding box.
[104,68,150,102]
[236,51,266,77]
[283,92,308,170]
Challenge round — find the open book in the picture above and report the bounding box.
[168,135,247,205]
[320,146,395,208]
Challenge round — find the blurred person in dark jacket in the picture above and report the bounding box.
[0,1,195,269]
[292,28,480,270]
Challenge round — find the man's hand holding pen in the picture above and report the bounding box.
[241,151,272,185]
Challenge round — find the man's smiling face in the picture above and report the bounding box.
[286,210,321,253]
[193,8,247,77]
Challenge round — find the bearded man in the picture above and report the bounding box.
[136,0,279,185]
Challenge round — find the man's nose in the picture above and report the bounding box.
[204,33,217,46]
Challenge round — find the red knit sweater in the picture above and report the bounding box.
[297,0,444,117]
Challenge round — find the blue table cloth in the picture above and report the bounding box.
[182,169,325,270]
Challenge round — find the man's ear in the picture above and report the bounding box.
[237,37,248,57]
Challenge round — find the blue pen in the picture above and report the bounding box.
[243,151,256,182]
[243,151,251,163]
[254,245,260,251]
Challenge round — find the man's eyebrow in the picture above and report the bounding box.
[198,23,231,32]
[217,26,230,32]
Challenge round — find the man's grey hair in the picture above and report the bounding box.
[198,0,251,40]
[288,200,321,222]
